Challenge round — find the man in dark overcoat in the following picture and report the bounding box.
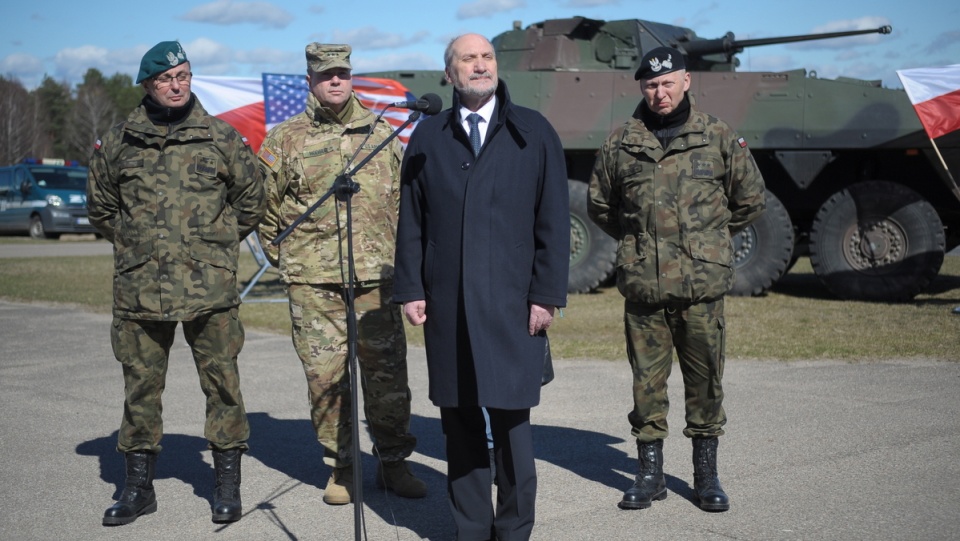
[393,33,569,541]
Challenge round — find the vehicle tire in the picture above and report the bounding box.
[29,215,59,239]
[809,181,944,301]
[568,179,617,293]
[729,190,795,296]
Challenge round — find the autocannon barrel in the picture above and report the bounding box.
[680,25,892,58]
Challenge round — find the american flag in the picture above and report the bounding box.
[192,74,424,152]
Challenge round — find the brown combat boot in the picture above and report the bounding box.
[376,460,427,498]
[323,466,353,505]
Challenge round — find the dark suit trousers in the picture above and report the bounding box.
[440,406,536,541]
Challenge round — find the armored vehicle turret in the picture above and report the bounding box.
[362,17,960,301]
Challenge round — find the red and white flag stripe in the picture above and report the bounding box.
[191,75,422,153]
[896,64,960,140]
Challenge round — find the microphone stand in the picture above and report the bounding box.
[271,109,422,541]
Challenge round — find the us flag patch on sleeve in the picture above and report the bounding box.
[737,137,747,148]
[258,146,278,167]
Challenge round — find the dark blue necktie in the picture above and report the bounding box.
[466,113,482,156]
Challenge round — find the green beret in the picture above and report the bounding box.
[137,41,189,84]
[635,46,686,80]
[306,43,352,73]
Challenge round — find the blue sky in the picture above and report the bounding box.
[3,0,958,90]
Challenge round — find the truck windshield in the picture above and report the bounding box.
[28,167,87,190]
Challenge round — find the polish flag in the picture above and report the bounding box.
[896,64,960,140]
[191,76,267,151]
[191,74,422,153]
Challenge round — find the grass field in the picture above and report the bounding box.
[2,239,958,361]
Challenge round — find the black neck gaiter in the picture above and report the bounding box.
[635,94,691,149]
[143,93,195,126]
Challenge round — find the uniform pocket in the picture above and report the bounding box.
[615,233,656,304]
[687,229,734,301]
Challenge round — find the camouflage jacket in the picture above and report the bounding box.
[87,96,265,321]
[587,104,765,305]
[257,92,402,285]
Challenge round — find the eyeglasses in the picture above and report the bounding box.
[154,72,192,87]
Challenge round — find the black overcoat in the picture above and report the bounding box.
[394,81,569,409]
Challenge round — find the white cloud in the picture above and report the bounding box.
[53,45,112,81]
[352,52,442,73]
[179,0,294,30]
[457,0,525,20]
[329,27,430,50]
[1,52,45,76]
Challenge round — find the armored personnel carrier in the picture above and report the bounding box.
[363,17,960,301]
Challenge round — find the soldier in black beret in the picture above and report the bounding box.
[588,44,766,514]
[634,46,687,81]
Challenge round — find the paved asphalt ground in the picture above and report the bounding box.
[1,239,959,540]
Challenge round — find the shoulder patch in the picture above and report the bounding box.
[737,137,748,148]
[258,146,279,167]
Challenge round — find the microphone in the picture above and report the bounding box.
[391,93,443,115]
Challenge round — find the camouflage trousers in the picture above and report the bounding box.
[110,307,250,453]
[287,281,416,468]
[623,298,726,442]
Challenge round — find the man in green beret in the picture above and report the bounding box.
[258,43,425,506]
[87,40,265,526]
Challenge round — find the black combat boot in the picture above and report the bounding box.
[102,451,158,526]
[211,449,243,523]
[619,439,667,509]
[692,437,730,512]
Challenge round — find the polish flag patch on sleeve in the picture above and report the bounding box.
[94,139,102,150]
[737,137,747,148]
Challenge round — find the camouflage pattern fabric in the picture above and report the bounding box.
[624,299,726,442]
[259,91,414,467]
[587,106,765,305]
[257,92,403,284]
[287,282,415,467]
[111,308,250,453]
[87,96,265,321]
[588,100,762,445]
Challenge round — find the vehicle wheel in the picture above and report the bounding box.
[809,181,944,301]
[729,190,795,296]
[29,216,51,239]
[568,179,617,293]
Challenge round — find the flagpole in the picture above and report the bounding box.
[928,136,960,201]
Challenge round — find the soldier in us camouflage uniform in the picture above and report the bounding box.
[257,43,424,506]
[588,47,764,514]
[87,41,264,526]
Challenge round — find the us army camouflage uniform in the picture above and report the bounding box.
[257,92,415,467]
[87,95,264,453]
[587,99,764,442]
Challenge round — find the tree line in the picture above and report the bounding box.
[0,69,144,167]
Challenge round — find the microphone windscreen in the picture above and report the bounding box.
[421,93,443,115]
